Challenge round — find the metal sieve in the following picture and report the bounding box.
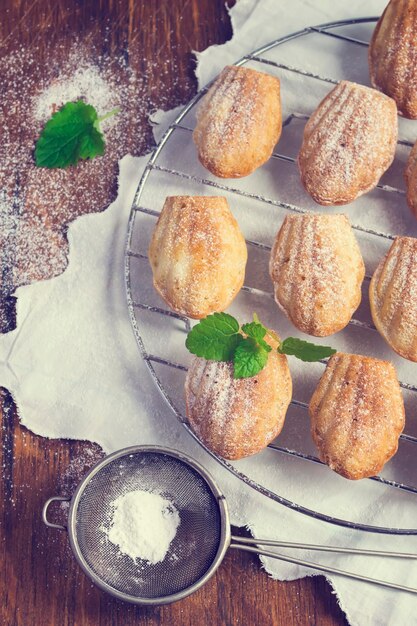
[43,446,417,604]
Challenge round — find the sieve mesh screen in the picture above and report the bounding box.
[73,451,222,599]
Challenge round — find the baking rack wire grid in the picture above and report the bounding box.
[125,18,417,535]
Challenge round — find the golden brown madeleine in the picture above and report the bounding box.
[297,81,398,205]
[269,214,365,337]
[309,353,405,480]
[149,196,247,319]
[370,237,417,361]
[193,65,282,178]
[405,140,417,217]
[185,335,292,460]
[369,0,417,119]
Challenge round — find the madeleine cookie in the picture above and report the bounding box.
[269,214,365,336]
[369,0,417,119]
[185,335,292,460]
[193,65,282,178]
[309,353,405,480]
[370,237,417,361]
[149,196,247,319]
[405,141,417,217]
[298,81,398,205]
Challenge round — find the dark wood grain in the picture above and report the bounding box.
[0,2,348,625]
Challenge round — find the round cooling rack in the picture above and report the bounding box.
[125,17,417,535]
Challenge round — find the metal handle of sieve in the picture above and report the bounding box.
[42,496,71,531]
[230,543,417,596]
[230,535,417,559]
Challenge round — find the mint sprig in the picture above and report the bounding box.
[35,100,120,169]
[186,312,336,379]
[185,312,243,361]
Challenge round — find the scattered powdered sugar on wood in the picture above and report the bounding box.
[33,64,119,125]
[0,43,177,333]
[59,443,105,494]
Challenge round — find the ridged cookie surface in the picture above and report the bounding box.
[149,196,247,319]
[405,141,417,217]
[298,81,398,205]
[369,0,417,119]
[370,236,417,361]
[185,335,292,460]
[269,214,365,336]
[193,65,282,178]
[309,353,405,480]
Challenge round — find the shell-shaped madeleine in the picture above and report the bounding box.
[193,65,282,178]
[185,335,292,460]
[269,214,365,337]
[149,196,247,319]
[309,353,405,480]
[298,81,398,205]
[369,0,417,119]
[370,237,417,361]
[405,140,417,217]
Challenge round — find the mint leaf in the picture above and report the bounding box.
[35,100,119,169]
[241,321,271,353]
[233,337,269,379]
[278,337,336,362]
[185,312,243,361]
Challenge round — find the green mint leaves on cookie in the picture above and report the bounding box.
[186,312,336,379]
[278,337,336,362]
[241,321,272,353]
[233,337,269,379]
[35,100,120,169]
[185,312,243,361]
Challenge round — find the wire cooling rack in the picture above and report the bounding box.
[125,17,417,535]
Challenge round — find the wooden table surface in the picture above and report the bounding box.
[0,2,348,624]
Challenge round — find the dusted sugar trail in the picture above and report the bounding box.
[106,490,180,564]
[0,42,169,332]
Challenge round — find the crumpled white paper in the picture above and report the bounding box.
[2,1,417,625]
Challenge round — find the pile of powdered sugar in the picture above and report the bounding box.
[105,490,180,564]
[33,64,120,124]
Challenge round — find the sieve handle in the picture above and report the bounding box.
[230,544,417,596]
[42,496,70,531]
[230,535,417,559]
